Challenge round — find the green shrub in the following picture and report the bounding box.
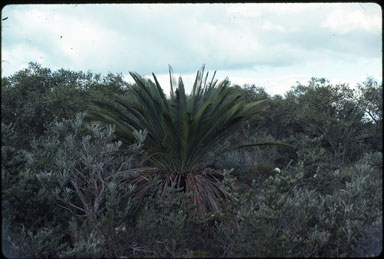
[3,113,148,258]
[34,114,148,257]
[2,223,66,258]
[2,122,67,257]
[213,153,382,257]
[3,111,381,258]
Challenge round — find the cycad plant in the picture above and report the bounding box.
[86,65,272,214]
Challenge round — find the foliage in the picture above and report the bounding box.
[356,77,383,152]
[2,122,65,238]
[2,113,147,258]
[356,77,383,124]
[88,65,269,171]
[86,65,272,214]
[231,77,382,169]
[283,78,367,165]
[1,65,382,258]
[1,62,130,150]
[212,153,382,257]
[1,123,28,192]
[37,113,145,221]
[2,223,66,259]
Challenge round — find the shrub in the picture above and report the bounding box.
[213,153,382,257]
[2,122,66,258]
[3,113,148,258]
[34,114,147,257]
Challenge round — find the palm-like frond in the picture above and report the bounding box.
[86,65,271,214]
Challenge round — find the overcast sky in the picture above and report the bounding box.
[1,3,382,96]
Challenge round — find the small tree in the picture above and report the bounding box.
[288,78,366,165]
[37,113,147,225]
[356,77,383,152]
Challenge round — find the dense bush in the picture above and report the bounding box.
[2,114,146,258]
[211,152,383,257]
[1,65,382,257]
[1,62,130,150]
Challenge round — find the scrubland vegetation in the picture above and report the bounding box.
[2,62,382,258]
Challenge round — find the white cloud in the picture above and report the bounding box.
[224,73,313,96]
[1,3,381,96]
[225,4,262,18]
[321,7,382,33]
[1,44,46,74]
[3,5,127,72]
[260,20,287,32]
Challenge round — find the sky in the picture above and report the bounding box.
[1,3,382,96]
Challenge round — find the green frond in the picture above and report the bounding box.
[87,65,289,214]
[168,65,177,100]
[90,65,276,179]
